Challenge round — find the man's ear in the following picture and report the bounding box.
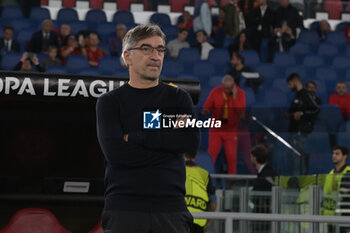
[123,50,132,66]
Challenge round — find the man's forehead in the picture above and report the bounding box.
[136,36,165,47]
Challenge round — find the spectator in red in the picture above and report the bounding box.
[202,75,246,174]
[178,11,193,31]
[60,34,82,65]
[329,82,350,120]
[82,32,106,67]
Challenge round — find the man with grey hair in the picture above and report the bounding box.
[202,75,246,174]
[96,24,199,233]
[109,23,127,56]
[28,19,58,53]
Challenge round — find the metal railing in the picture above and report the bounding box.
[191,211,350,233]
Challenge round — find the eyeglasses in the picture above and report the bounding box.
[128,44,166,56]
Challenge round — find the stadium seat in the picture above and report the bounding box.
[345,68,350,81]
[303,55,324,76]
[208,49,230,74]
[308,152,333,174]
[85,9,107,30]
[272,78,290,92]
[318,105,344,133]
[98,56,122,75]
[337,132,350,146]
[313,80,328,104]
[208,75,222,88]
[161,25,178,41]
[325,31,347,47]
[240,50,260,68]
[161,59,184,78]
[318,42,338,64]
[336,22,350,31]
[69,21,88,35]
[178,74,198,81]
[46,66,67,74]
[88,221,103,233]
[113,11,135,25]
[65,55,90,74]
[29,7,51,24]
[0,208,70,233]
[196,151,215,174]
[79,68,100,76]
[178,48,201,73]
[305,133,331,154]
[309,21,319,31]
[1,6,24,20]
[290,43,310,64]
[298,30,319,52]
[16,29,35,51]
[284,65,307,79]
[62,0,75,7]
[255,63,280,86]
[96,22,115,43]
[193,61,215,86]
[241,87,256,107]
[273,52,296,68]
[223,37,235,49]
[9,19,31,32]
[112,70,129,77]
[263,90,288,106]
[332,56,350,77]
[1,53,21,70]
[150,13,171,27]
[315,67,337,89]
[168,0,190,12]
[346,44,350,57]
[57,8,79,24]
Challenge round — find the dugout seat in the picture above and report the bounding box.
[0,208,70,233]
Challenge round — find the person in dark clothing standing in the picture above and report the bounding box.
[251,144,278,192]
[228,52,264,93]
[306,80,322,105]
[28,19,59,54]
[251,0,275,52]
[284,73,319,175]
[250,144,278,233]
[274,0,304,37]
[96,24,200,233]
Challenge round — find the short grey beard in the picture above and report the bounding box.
[141,75,159,81]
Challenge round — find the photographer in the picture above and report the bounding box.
[14,52,44,72]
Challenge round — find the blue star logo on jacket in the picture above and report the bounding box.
[143,109,161,129]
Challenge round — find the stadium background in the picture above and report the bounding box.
[0,0,349,232]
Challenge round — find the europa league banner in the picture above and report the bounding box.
[0,71,200,105]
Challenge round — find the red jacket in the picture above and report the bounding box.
[203,85,246,131]
[329,93,350,118]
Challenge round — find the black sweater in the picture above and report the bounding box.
[96,82,200,212]
[288,88,319,134]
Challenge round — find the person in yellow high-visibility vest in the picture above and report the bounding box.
[322,145,350,233]
[184,151,217,233]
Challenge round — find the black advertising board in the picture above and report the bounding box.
[0,71,200,195]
